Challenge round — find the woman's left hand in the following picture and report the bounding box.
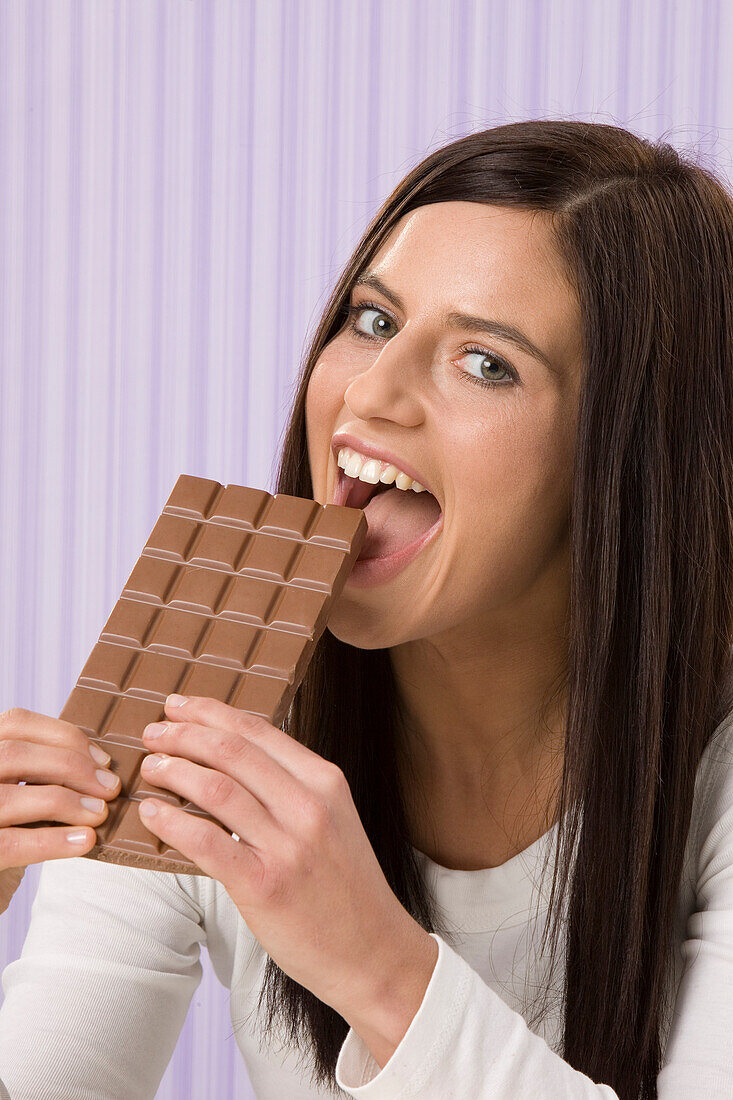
[138,694,423,1021]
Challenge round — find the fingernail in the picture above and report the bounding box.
[89,743,111,766]
[80,796,105,813]
[96,768,119,789]
[139,799,159,817]
[144,722,168,739]
[166,694,188,707]
[66,829,91,844]
[142,753,166,770]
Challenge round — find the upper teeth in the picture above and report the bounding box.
[336,447,428,493]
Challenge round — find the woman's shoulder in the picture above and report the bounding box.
[697,697,733,788]
[689,699,733,867]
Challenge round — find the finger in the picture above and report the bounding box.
[0,739,121,801]
[139,752,281,852]
[161,695,339,785]
[0,707,108,765]
[141,721,306,822]
[0,781,110,828]
[0,823,98,869]
[163,695,265,733]
[136,796,259,884]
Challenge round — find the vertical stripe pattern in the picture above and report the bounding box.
[0,1,728,1095]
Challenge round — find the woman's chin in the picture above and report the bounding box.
[325,610,402,652]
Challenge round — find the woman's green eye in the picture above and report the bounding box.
[348,305,395,340]
[345,301,519,391]
[462,352,512,384]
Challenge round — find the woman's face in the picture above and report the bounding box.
[305,201,583,651]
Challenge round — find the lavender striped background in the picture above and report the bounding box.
[0,1,730,1095]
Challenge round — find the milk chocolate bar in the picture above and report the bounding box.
[48,475,366,876]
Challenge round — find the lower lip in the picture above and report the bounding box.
[345,509,444,588]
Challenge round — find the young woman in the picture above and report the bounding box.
[0,120,731,1100]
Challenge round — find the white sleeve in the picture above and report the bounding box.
[335,724,733,1099]
[655,723,733,1097]
[0,855,205,1100]
[334,932,619,1098]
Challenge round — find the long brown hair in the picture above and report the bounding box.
[244,121,733,1099]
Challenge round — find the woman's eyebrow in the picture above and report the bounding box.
[353,271,559,377]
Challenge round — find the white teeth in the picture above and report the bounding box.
[343,451,363,479]
[358,458,382,484]
[336,447,428,493]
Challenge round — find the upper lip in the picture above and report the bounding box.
[330,432,438,502]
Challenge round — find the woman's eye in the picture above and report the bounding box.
[461,351,514,387]
[348,305,396,340]
[346,302,518,390]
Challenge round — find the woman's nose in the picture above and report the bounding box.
[344,346,424,424]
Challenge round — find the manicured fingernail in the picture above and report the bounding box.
[144,722,168,739]
[166,694,188,707]
[89,743,111,766]
[142,753,167,770]
[96,768,119,789]
[80,796,105,813]
[66,828,92,844]
[139,800,159,817]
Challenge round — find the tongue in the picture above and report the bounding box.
[357,486,442,560]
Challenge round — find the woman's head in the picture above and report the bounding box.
[306,201,583,654]
[259,121,733,1099]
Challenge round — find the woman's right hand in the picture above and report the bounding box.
[0,707,122,912]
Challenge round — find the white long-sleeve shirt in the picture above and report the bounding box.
[1,707,733,1099]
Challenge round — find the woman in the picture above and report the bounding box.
[0,120,731,1099]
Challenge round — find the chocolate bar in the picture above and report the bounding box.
[44,475,366,876]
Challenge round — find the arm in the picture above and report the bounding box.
[0,856,204,1100]
[335,931,619,1098]
[335,719,733,1099]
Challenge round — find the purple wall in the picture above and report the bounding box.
[0,0,729,1095]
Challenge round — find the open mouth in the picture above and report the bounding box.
[343,471,400,509]
[334,467,443,561]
